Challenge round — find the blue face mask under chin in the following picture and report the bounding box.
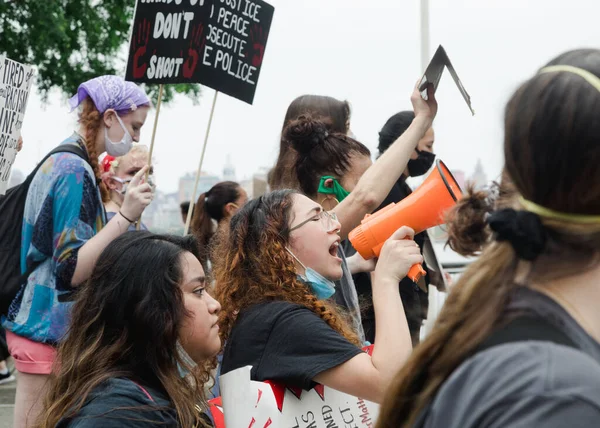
[286,248,336,300]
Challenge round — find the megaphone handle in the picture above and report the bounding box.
[371,240,425,282]
[408,263,427,283]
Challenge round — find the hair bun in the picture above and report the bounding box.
[284,114,330,154]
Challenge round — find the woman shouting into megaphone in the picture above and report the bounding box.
[214,190,422,404]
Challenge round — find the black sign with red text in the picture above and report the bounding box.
[125,0,274,104]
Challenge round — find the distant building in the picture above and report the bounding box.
[236,167,272,200]
[178,171,220,204]
[239,178,253,199]
[222,154,236,182]
[251,167,270,198]
[143,191,183,234]
[470,159,488,190]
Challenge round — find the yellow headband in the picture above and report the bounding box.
[525,65,600,223]
[519,197,600,224]
[539,65,600,92]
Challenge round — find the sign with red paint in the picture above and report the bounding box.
[210,366,379,427]
[125,0,274,104]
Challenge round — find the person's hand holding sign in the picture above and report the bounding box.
[133,19,151,79]
[411,80,438,130]
[183,24,206,79]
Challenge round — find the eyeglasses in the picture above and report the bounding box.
[290,210,339,232]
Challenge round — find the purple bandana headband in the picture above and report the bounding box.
[68,75,150,114]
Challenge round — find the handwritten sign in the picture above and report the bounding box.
[125,0,274,104]
[0,56,34,195]
[212,366,379,427]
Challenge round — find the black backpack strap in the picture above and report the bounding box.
[477,316,578,353]
[412,316,578,428]
[26,143,90,183]
[46,143,90,167]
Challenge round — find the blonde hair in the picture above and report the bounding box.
[101,145,150,194]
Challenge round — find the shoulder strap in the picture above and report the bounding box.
[477,316,578,354]
[27,143,90,183]
[45,143,90,167]
[412,316,579,428]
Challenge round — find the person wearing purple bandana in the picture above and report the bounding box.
[2,76,153,428]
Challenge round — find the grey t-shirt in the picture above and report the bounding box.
[421,287,600,428]
[333,245,365,344]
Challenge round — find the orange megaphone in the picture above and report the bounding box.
[349,159,462,283]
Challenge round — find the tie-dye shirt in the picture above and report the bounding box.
[3,134,105,344]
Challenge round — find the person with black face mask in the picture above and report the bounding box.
[343,111,438,345]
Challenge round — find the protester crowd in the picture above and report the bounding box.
[1,48,600,427]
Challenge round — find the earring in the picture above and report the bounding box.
[319,195,339,211]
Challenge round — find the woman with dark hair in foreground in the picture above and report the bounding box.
[378,49,600,428]
[38,232,221,427]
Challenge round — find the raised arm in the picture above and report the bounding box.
[70,167,152,285]
[334,83,437,240]
[314,227,422,403]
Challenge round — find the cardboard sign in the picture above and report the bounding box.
[0,56,34,194]
[211,366,379,427]
[419,45,474,115]
[125,0,274,104]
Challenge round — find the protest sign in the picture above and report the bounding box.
[419,45,474,115]
[211,366,379,428]
[125,0,274,104]
[0,56,34,195]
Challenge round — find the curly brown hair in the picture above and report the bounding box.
[445,171,519,257]
[78,97,109,202]
[213,190,360,346]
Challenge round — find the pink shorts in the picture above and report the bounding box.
[6,331,57,375]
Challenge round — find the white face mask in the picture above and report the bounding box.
[104,115,133,157]
[113,174,155,195]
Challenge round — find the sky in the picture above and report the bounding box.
[10,0,600,194]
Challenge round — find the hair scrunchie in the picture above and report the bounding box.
[487,208,546,260]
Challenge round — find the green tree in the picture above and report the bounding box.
[0,0,200,104]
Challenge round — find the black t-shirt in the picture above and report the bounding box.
[221,301,363,390]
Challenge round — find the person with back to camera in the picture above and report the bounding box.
[214,190,422,404]
[101,145,155,232]
[2,76,153,428]
[269,94,352,191]
[35,232,221,427]
[377,48,600,428]
[269,83,438,342]
[190,181,248,272]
